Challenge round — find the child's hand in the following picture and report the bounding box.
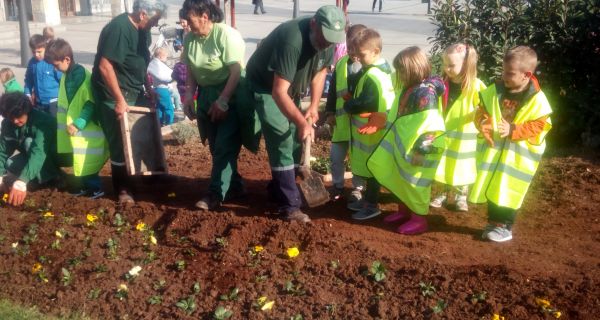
[498,118,512,138]
[357,112,386,135]
[480,114,494,147]
[67,124,79,136]
[342,92,352,101]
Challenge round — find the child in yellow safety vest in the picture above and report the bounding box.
[360,47,446,235]
[45,39,109,199]
[343,28,395,221]
[470,46,551,242]
[325,23,367,204]
[430,43,486,212]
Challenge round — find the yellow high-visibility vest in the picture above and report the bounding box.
[349,65,394,177]
[57,69,109,176]
[468,84,552,209]
[435,78,487,186]
[367,93,446,215]
[332,55,351,143]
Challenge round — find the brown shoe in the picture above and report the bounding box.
[283,210,311,223]
[118,190,135,204]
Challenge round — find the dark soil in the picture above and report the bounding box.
[0,135,599,319]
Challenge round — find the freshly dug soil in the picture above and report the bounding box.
[0,136,598,319]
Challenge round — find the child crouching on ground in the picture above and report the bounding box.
[325,23,367,203]
[431,43,486,212]
[45,39,109,199]
[148,47,175,125]
[343,28,395,221]
[469,46,552,242]
[362,46,446,235]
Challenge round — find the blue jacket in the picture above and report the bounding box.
[24,58,62,105]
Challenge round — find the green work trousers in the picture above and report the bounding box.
[197,84,244,201]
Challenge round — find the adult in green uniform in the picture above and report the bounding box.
[181,0,259,210]
[91,0,165,204]
[0,92,60,206]
[245,5,346,222]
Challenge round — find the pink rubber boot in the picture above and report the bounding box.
[384,203,411,223]
[396,213,428,235]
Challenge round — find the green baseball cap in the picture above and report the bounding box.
[314,5,346,44]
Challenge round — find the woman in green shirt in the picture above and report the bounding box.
[181,0,255,211]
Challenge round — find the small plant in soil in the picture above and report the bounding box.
[94,264,108,273]
[172,121,199,145]
[329,259,339,269]
[50,239,61,250]
[87,288,101,300]
[311,156,330,174]
[143,251,157,264]
[253,296,275,311]
[106,238,118,260]
[115,284,128,300]
[431,299,447,314]
[112,213,128,234]
[192,282,201,294]
[470,291,487,304]
[213,305,233,319]
[174,260,186,271]
[23,198,36,209]
[175,296,196,315]
[284,280,306,296]
[370,261,386,282]
[67,256,83,268]
[325,303,337,316]
[219,287,239,301]
[22,223,39,244]
[290,314,304,320]
[61,267,73,286]
[254,274,268,283]
[419,281,437,297]
[247,245,263,268]
[153,279,167,291]
[215,236,228,248]
[62,215,75,225]
[147,295,162,305]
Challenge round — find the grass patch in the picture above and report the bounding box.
[0,299,92,320]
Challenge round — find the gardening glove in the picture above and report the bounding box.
[8,180,27,206]
[357,112,387,135]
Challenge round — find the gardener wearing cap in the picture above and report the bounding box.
[246,5,346,223]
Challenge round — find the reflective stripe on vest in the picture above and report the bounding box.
[57,68,109,176]
[434,78,486,186]
[332,56,351,142]
[368,106,445,215]
[468,84,552,209]
[349,66,394,177]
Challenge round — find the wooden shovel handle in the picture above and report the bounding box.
[303,118,313,167]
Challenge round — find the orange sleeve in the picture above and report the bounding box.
[510,116,549,141]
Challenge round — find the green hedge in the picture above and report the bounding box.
[429,0,600,148]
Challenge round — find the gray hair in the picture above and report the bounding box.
[132,0,167,16]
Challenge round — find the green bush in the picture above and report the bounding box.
[429,0,600,148]
[171,121,199,145]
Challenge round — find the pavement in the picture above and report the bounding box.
[0,0,435,93]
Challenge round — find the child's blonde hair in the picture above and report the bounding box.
[43,26,55,41]
[153,47,168,58]
[393,46,430,90]
[444,42,478,94]
[0,68,15,84]
[351,28,382,53]
[504,46,538,73]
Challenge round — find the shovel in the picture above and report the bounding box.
[297,119,330,208]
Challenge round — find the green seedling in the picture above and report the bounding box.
[290,315,304,320]
[431,299,447,314]
[144,251,157,264]
[67,256,83,268]
[147,295,162,305]
[22,224,39,244]
[419,281,436,297]
[219,287,239,301]
[61,268,72,286]
[94,264,108,273]
[175,296,196,315]
[329,259,339,269]
[370,261,386,282]
[215,236,228,248]
[88,288,101,300]
[470,291,487,304]
[284,280,306,296]
[325,303,337,316]
[213,305,233,320]
[174,260,186,271]
[50,239,61,250]
[153,279,167,291]
[192,282,201,294]
[106,238,118,260]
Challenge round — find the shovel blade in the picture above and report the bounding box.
[297,169,330,208]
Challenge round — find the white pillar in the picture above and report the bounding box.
[31,0,61,25]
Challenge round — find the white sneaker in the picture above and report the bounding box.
[430,194,447,208]
[483,224,513,242]
[455,195,468,212]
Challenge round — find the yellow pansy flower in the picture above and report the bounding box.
[31,263,42,274]
[86,213,98,222]
[254,245,264,252]
[553,311,561,318]
[535,298,551,308]
[150,235,157,245]
[2,193,8,202]
[55,230,63,238]
[286,247,300,258]
[261,300,274,311]
[43,211,54,217]
[135,221,147,231]
[257,296,267,304]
